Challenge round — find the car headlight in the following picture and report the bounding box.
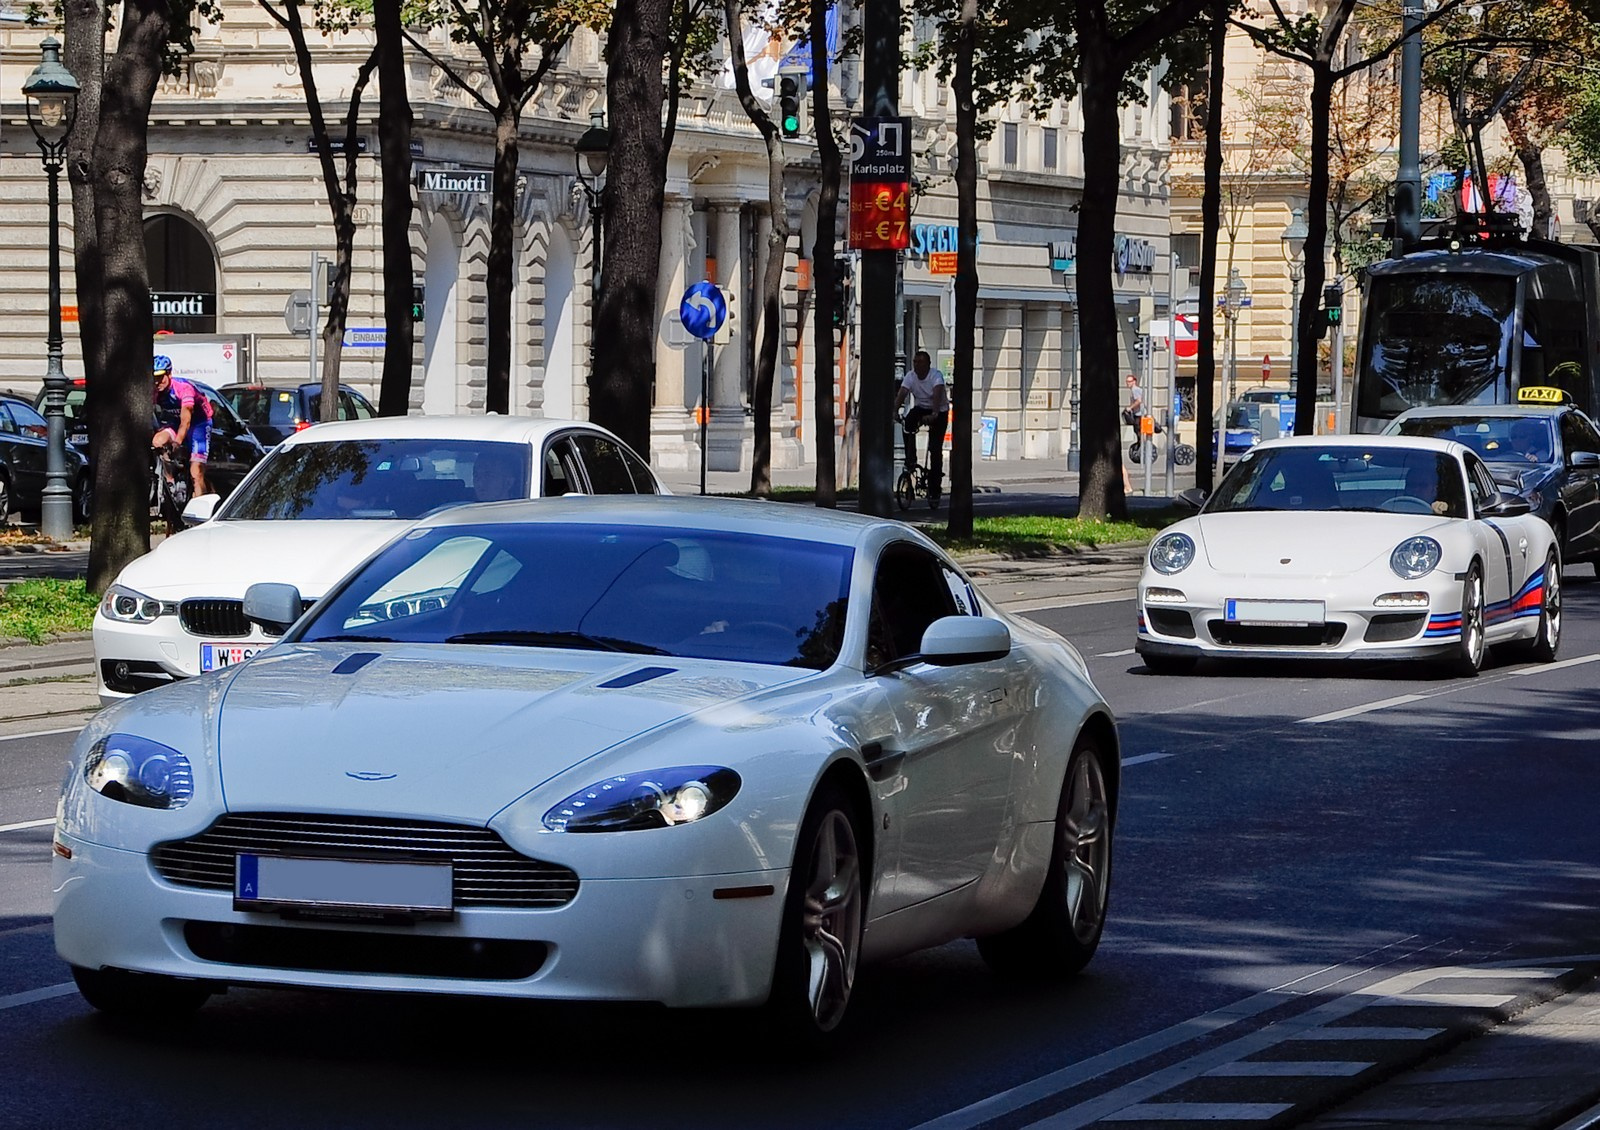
[83,734,193,810]
[1149,532,1196,575]
[100,585,176,625]
[1390,536,1442,580]
[543,766,740,832]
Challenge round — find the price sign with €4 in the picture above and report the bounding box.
[848,117,911,251]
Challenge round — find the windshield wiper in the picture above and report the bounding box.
[445,630,670,655]
[305,634,398,643]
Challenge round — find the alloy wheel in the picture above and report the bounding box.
[799,809,863,1032]
[1060,750,1111,943]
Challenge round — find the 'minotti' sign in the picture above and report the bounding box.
[416,169,490,196]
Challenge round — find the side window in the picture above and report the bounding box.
[1561,412,1600,458]
[867,543,960,666]
[541,438,584,496]
[1465,454,1497,512]
[620,445,659,494]
[572,433,637,494]
[9,400,47,438]
[0,404,17,435]
[342,392,375,421]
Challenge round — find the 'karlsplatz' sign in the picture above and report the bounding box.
[417,168,490,195]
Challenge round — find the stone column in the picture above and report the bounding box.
[708,200,746,473]
[651,194,697,470]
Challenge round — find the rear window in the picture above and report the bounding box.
[229,388,304,428]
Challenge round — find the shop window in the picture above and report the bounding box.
[144,214,218,334]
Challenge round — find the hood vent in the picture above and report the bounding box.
[597,666,677,689]
[332,652,382,676]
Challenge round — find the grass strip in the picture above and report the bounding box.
[0,579,98,644]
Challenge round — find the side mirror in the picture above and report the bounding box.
[1571,451,1600,469]
[1481,492,1532,518]
[1176,487,1208,511]
[918,616,1011,666]
[182,493,220,526]
[243,582,305,635]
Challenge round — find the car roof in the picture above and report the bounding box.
[1253,433,1464,457]
[1390,404,1576,420]
[220,382,367,395]
[417,493,914,549]
[272,414,629,449]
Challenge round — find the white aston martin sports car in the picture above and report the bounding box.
[56,496,1119,1040]
[93,415,663,707]
[1136,435,1562,676]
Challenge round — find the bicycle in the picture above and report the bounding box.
[895,458,940,511]
[152,442,191,533]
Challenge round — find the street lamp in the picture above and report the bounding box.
[23,36,80,542]
[573,110,609,378]
[1280,206,1308,402]
[1219,267,1249,466]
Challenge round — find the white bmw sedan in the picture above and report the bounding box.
[1136,435,1562,675]
[93,415,662,706]
[56,496,1118,1039]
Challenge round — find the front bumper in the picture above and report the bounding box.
[53,831,787,1008]
[94,611,277,706]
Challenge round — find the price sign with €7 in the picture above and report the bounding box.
[848,117,911,251]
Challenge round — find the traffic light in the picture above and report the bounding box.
[832,257,851,328]
[1134,335,1151,362]
[411,282,425,323]
[777,67,805,140]
[1323,282,1344,327]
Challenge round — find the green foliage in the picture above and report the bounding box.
[1560,74,1600,175]
[924,512,1166,556]
[0,579,98,644]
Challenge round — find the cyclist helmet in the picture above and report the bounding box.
[153,355,172,377]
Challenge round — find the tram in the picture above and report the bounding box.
[1351,234,1600,433]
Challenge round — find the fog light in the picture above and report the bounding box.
[1144,587,1187,604]
[1375,591,1430,608]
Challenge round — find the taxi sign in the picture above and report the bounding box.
[1516,385,1569,405]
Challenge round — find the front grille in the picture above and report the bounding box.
[183,921,548,980]
[1146,608,1196,639]
[180,599,250,638]
[1364,613,1427,643]
[179,598,316,638]
[152,813,579,909]
[1208,621,1347,648]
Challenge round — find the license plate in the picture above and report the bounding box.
[201,643,265,671]
[236,854,453,914]
[1225,599,1326,626]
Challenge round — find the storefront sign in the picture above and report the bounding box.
[1047,237,1076,272]
[909,223,978,259]
[417,168,490,195]
[1114,235,1155,276]
[929,251,958,275]
[151,291,214,318]
[847,117,911,251]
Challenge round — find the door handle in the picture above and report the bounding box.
[861,742,906,782]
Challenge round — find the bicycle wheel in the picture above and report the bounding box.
[1174,443,1196,467]
[895,469,915,511]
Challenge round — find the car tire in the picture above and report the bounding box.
[1448,563,1486,677]
[71,965,212,1022]
[0,471,12,522]
[73,472,92,526]
[978,732,1112,980]
[1509,547,1562,663]
[765,782,865,1044]
[1142,652,1198,675]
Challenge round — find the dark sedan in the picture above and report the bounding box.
[220,381,377,447]
[1385,398,1600,572]
[0,393,90,524]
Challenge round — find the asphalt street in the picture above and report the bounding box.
[0,464,1598,1128]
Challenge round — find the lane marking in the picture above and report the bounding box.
[1101,1103,1291,1122]
[1364,991,1516,1008]
[1289,1026,1443,1041]
[1096,648,1137,658]
[1300,653,1600,724]
[1122,753,1174,767]
[1301,693,1429,725]
[0,983,75,1013]
[0,818,53,834]
[1203,1061,1371,1077]
[1503,652,1600,677]
[0,725,83,744]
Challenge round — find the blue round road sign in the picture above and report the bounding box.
[679,282,727,342]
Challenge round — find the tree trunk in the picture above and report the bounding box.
[1073,43,1127,520]
[1195,0,1226,493]
[375,0,416,417]
[593,0,673,457]
[809,0,840,507]
[1293,63,1334,438]
[86,0,169,592]
[947,0,978,538]
[487,105,520,414]
[1504,106,1552,240]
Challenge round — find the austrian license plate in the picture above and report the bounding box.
[235,854,453,916]
[201,643,264,671]
[1224,599,1326,626]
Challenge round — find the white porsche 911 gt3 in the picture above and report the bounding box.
[55,496,1119,1041]
[1136,435,1561,675]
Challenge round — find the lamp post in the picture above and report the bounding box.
[1280,206,1308,422]
[1219,267,1249,467]
[573,110,609,381]
[23,37,80,542]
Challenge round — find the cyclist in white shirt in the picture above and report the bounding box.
[895,350,950,506]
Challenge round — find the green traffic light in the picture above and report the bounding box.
[783,114,800,134]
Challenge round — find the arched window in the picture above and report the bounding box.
[144,214,218,333]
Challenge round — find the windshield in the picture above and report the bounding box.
[1390,414,1555,464]
[219,439,532,520]
[298,523,855,670]
[1358,273,1516,418]
[1206,446,1468,518]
